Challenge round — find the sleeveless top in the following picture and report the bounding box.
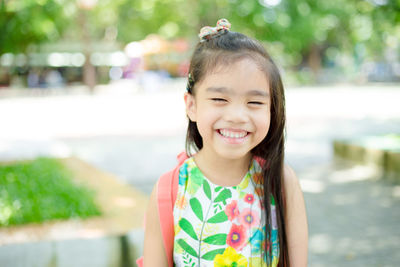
[173,157,279,267]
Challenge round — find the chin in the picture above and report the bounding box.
[215,148,252,161]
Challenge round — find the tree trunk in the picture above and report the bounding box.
[308,44,322,81]
[78,9,96,93]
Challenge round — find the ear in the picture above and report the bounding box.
[184,92,197,122]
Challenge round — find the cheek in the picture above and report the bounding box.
[195,105,219,135]
[254,110,271,137]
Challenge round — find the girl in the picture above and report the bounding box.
[143,19,308,267]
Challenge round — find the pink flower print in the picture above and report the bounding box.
[239,208,260,229]
[226,223,248,251]
[225,200,239,221]
[244,193,255,204]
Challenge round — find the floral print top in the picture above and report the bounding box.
[173,157,279,267]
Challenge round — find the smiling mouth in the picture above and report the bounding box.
[217,129,249,139]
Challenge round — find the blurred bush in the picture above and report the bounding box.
[0,157,101,227]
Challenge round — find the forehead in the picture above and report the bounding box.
[198,58,270,95]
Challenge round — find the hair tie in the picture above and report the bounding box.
[198,18,231,43]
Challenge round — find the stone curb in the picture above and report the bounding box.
[333,140,400,181]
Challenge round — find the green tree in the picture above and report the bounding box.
[1,0,398,79]
[0,0,71,54]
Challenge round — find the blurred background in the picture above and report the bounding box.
[1,0,400,88]
[0,0,399,266]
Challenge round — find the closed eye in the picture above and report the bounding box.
[211,98,227,102]
[248,101,264,105]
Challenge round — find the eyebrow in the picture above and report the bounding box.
[206,87,269,97]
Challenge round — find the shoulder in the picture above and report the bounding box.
[282,164,309,266]
[148,182,158,208]
[143,183,169,266]
[145,183,160,234]
[282,164,305,214]
[282,164,301,194]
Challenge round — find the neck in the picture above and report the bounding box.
[193,149,252,187]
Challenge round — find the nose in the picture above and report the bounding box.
[224,103,248,124]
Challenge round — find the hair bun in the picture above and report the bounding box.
[199,18,231,42]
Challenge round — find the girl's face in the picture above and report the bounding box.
[185,58,271,161]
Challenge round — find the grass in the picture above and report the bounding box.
[0,157,101,227]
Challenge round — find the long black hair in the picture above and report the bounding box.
[185,30,288,266]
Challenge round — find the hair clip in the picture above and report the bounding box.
[198,18,231,43]
[186,73,195,92]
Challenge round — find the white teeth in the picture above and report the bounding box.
[219,129,247,138]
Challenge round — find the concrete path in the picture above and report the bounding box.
[0,80,399,266]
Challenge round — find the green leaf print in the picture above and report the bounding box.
[177,239,198,258]
[270,194,276,205]
[201,248,226,260]
[190,198,203,221]
[237,173,250,190]
[182,251,192,265]
[187,167,204,195]
[213,203,222,213]
[214,188,232,203]
[207,211,228,223]
[215,186,222,192]
[203,180,211,200]
[179,218,198,240]
[203,234,227,245]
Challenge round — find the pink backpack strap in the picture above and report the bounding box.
[157,152,189,267]
[157,169,176,267]
[137,152,188,267]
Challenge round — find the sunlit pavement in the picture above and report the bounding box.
[1,80,400,266]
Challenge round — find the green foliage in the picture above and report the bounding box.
[1,0,399,71]
[0,0,71,54]
[221,0,399,62]
[0,157,101,227]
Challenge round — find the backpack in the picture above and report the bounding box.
[136,152,188,267]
